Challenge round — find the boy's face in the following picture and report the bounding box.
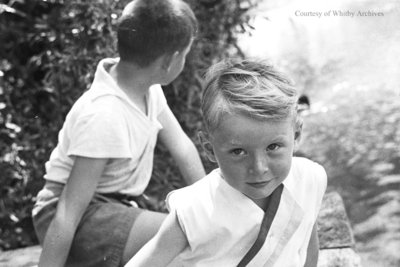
[203,113,300,202]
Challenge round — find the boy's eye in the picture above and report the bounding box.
[267,144,280,151]
[230,148,245,156]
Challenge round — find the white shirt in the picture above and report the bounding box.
[167,157,327,267]
[44,58,168,195]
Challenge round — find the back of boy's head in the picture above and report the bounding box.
[117,0,198,67]
[202,58,300,133]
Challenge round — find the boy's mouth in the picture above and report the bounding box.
[246,181,270,188]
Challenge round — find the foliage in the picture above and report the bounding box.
[0,0,257,250]
[300,85,400,222]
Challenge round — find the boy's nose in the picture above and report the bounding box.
[249,155,269,176]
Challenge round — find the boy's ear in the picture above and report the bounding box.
[294,120,303,150]
[198,131,217,163]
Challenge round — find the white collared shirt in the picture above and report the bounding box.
[167,157,327,267]
[44,58,168,195]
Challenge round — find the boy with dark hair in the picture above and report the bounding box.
[32,0,205,266]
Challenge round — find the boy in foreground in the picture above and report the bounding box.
[126,58,327,267]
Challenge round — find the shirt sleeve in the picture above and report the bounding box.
[313,163,328,220]
[166,190,189,234]
[298,161,327,263]
[166,188,199,249]
[67,103,132,158]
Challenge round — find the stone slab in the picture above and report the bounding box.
[317,191,355,249]
[318,248,362,267]
[0,191,357,266]
[0,245,41,267]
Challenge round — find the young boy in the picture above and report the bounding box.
[32,0,205,266]
[126,58,327,267]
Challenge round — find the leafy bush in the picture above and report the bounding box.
[300,85,400,219]
[0,0,256,250]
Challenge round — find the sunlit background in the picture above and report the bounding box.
[239,0,400,266]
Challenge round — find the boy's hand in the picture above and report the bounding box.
[135,194,167,212]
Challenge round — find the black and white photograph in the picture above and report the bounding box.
[0,0,399,266]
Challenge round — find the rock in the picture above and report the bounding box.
[317,191,363,267]
[317,191,355,249]
[0,245,41,267]
[0,191,362,267]
[318,248,362,267]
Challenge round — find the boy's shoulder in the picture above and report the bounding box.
[286,157,327,193]
[292,156,326,176]
[170,170,218,192]
[289,157,328,219]
[64,87,129,134]
[288,156,327,201]
[166,170,219,210]
[68,88,124,119]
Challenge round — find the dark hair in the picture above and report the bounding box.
[117,0,198,67]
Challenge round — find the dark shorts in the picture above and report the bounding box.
[32,182,143,267]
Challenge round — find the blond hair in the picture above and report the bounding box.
[202,58,300,133]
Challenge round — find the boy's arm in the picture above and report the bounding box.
[158,106,206,184]
[304,222,319,267]
[38,157,107,267]
[125,211,188,267]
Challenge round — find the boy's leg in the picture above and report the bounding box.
[122,210,167,263]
